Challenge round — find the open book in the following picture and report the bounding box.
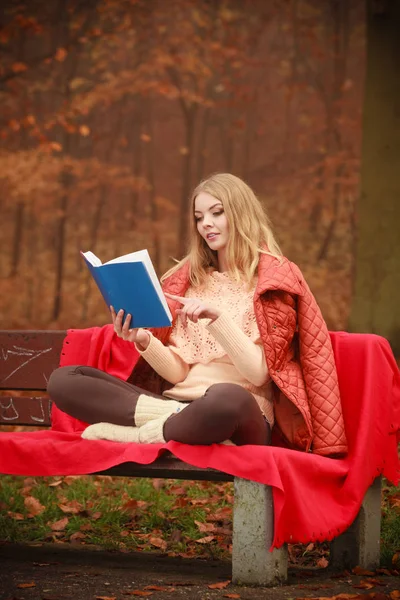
[81,249,172,328]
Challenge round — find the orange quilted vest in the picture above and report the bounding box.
[130,255,348,456]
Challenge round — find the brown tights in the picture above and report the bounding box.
[47,366,271,446]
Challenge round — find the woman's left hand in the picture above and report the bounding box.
[165,293,221,326]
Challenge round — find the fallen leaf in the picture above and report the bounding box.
[24,496,45,517]
[223,595,240,599]
[376,568,392,576]
[50,517,69,531]
[149,537,167,552]
[195,520,216,533]
[123,592,153,597]
[69,531,86,543]
[195,535,215,544]
[17,582,36,588]
[352,566,376,576]
[366,578,386,586]
[353,581,375,589]
[48,479,63,487]
[152,479,165,490]
[316,556,329,568]
[208,580,230,589]
[390,592,400,600]
[7,511,24,520]
[59,500,83,514]
[96,597,116,600]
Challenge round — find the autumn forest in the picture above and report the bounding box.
[0,0,378,337]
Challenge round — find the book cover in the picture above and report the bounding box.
[81,249,172,329]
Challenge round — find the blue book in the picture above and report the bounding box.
[81,249,172,328]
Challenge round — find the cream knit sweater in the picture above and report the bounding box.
[137,271,274,426]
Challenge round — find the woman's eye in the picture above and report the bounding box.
[213,211,223,217]
[195,216,203,222]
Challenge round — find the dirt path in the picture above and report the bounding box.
[1,542,399,600]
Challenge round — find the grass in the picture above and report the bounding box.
[0,474,399,567]
[381,480,400,566]
[0,476,233,559]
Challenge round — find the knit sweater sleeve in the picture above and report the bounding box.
[135,332,189,384]
[206,312,269,387]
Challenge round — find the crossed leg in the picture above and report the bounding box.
[48,366,270,446]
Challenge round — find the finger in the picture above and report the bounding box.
[185,303,199,322]
[122,313,132,337]
[110,305,117,324]
[115,308,124,327]
[165,293,188,305]
[128,329,138,343]
[176,307,187,327]
[113,308,124,335]
[191,305,203,323]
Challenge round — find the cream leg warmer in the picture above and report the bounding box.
[137,412,172,444]
[81,412,173,445]
[82,422,140,443]
[134,394,188,427]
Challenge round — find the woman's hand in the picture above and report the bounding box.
[110,306,150,350]
[165,293,221,326]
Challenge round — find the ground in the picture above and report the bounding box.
[1,543,399,600]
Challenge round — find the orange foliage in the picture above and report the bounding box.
[0,0,365,330]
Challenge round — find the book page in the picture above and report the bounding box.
[140,251,173,320]
[104,250,145,265]
[81,250,102,267]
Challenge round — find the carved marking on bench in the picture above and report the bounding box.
[1,345,53,383]
[30,397,46,423]
[0,397,50,423]
[0,399,19,421]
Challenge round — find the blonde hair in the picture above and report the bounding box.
[161,173,282,287]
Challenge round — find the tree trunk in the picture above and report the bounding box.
[52,168,71,321]
[316,0,349,260]
[9,202,24,277]
[349,0,400,354]
[178,105,197,258]
[146,97,161,272]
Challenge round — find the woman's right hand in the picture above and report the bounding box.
[110,306,150,350]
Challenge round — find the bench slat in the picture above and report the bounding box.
[96,457,233,482]
[0,395,51,426]
[0,331,65,391]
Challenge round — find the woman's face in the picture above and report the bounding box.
[194,192,229,253]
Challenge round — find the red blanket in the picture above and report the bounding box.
[1,326,399,549]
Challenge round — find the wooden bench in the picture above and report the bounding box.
[0,330,382,586]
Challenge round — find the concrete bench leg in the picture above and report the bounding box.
[232,477,288,586]
[330,476,382,570]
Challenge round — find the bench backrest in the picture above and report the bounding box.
[0,330,66,426]
[0,329,233,481]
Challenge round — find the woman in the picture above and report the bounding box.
[48,173,347,455]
